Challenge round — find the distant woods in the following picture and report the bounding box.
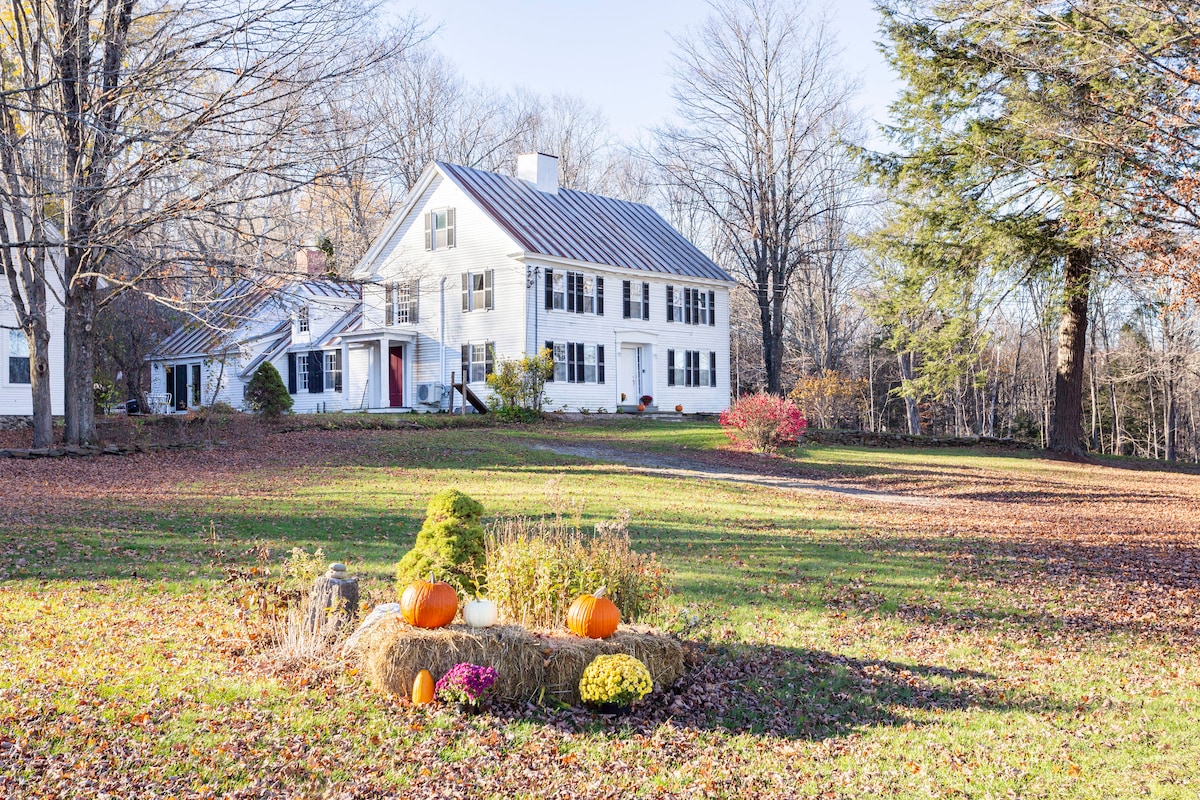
[4,0,1199,461]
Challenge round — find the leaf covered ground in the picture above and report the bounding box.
[2,418,1199,798]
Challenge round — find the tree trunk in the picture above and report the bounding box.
[897,351,921,435]
[27,319,54,448]
[63,282,98,446]
[1048,246,1093,455]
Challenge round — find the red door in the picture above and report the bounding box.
[388,345,404,407]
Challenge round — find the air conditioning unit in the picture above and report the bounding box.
[416,383,444,405]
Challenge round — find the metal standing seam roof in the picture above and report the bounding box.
[152,276,361,360]
[435,161,735,283]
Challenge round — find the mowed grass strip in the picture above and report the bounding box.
[1,421,1199,797]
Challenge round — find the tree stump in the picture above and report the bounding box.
[305,563,359,633]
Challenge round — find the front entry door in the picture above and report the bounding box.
[174,363,188,410]
[388,345,404,407]
[620,345,642,402]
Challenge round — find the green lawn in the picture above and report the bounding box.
[2,420,1198,797]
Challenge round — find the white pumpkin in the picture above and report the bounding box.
[463,597,497,628]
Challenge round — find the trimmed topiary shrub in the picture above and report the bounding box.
[396,489,487,594]
[245,362,293,418]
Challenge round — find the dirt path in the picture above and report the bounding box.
[522,441,944,508]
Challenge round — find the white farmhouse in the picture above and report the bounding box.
[343,153,734,413]
[148,251,360,413]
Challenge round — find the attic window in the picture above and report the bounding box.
[425,208,457,250]
[297,306,310,333]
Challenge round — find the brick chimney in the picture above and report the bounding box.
[295,246,327,277]
[517,152,559,194]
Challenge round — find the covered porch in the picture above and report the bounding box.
[338,330,418,411]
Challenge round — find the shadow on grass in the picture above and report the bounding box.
[485,641,1031,741]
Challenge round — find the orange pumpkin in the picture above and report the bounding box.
[412,669,435,705]
[567,587,620,639]
[675,404,683,413]
[637,404,646,412]
[400,576,458,628]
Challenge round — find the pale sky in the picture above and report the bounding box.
[384,0,899,146]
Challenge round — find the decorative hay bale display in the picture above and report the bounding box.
[357,616,684,705]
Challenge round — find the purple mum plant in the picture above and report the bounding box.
[435,663,498,706]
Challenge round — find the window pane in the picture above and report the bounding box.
[553,344,566,382]
[584,345,597,383]
[9,330,29,358]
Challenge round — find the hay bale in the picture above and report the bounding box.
[357,618,685,705]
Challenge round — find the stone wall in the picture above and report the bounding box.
[804,428,1038,451]
[0,415,32,431]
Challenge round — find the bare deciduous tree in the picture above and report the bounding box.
[653,0,858,394]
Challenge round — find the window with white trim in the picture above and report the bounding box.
[461,341,495,383]
[385,282,418,325]
[667,285,683,322]
[297,355,309,391]
[623,280,650,320]
[297,306,310,333]
[667,349,717,388]
[7,330,30,384]
[545,340,605,384]
[461,270,494,312]
[546,269,603,315]
[324,350,343,392]
[681,288,717,326]
[425,208,456,250]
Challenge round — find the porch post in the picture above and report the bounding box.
[379,336,388,408]
[341,341,350,406]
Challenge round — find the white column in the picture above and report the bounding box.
[341,341,350,408]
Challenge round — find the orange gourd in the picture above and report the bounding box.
[675,404,683,413]
[400,575,458,628]
[412,669,435,705]
[567,587,620,639]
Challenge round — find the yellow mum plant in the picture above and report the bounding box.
[578,653,653,706]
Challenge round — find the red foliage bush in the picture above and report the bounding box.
[719,393,808,453]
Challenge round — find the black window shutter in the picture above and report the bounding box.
[461,273,470,312]
[484,270,494,310]
[708,291,716,326]
[485,342,494,377]
[666,285,674,322]
[642,283,650,320]
[545,269,554,310]
[567,342,577,383]
[461,344,469,382]
[596,277,604,315]
[576,344,585,382]
[574,274,584,314]
[567,273,576,313]
[710,351,717,387]
[545,340,555,381]
[684,288,692,324]
[667,350,675,387]
[287,352,297,394]
[622,281,631,318]
[597,345,605,384]
[308,351,323,393]
[385,284,394,325]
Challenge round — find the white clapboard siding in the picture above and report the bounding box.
[0,282,65,416]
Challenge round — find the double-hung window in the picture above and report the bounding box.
[461,342,495,383]
[385,282,418,325]
[425,208,456,250]
[461,270,494,312]
[545,340,604,384]
[667,350,717,388]
[297,306,310,334]
[666,285,683,322]
[7,330,30,384]
[297,355,309,391]
[623,280,650,320]
[548,269,603,315]
[324,350,343,392]
[681,288,717,326]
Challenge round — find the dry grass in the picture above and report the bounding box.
[358,617,685,704]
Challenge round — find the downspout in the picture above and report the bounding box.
[439,276,447,409]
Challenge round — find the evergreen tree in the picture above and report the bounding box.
[244,362,293,418]
[396,489,487,594]
[871,0,1196,454]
